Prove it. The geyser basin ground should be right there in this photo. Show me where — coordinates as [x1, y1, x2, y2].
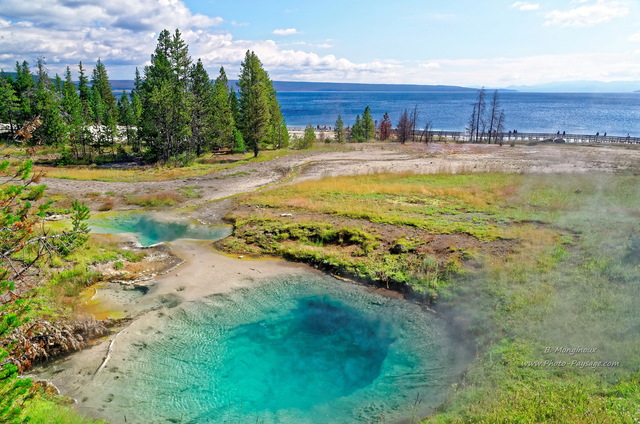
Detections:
[88, 213, 231, 246]
[41, 273, 466, 423]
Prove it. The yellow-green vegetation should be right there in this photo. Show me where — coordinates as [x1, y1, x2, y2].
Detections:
[23, 236, 145, 320]
[21, 395, 106, 424]
[222, 172, 640, 423]
[34, 149, 293, 182]
[239, 172, 518, 240]
[220, 172, 555, 298]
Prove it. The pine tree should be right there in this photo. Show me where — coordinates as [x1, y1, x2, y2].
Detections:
[91, 59, 118, 157]
[351, 114, 363, 142]
[129, 90, 143, 153]
[228, 89, 245, 152]
[61, 66, 85, 158]
[117, 91, 136, 152]
[361, 106, 375, 140]
[13, 61, 35, 125]
[89, 88, 108, 154]
[334, 114, 346, 143]
[77, 62, 94, 158]
[238, 51, 270, 157]
[32, 57, 65, 146]
[211, 66, 237, 151]
[77, 62, 91, 103]
[237, 50, 286, 157]
[189, 59, 214, 155]
[301, 123, 316, 149]
[140, 29, 193, 161]
[0, 73, 20, 134]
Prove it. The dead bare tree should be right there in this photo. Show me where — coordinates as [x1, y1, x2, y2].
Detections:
[410, 105, 418, 142]
[487, 90, 501, 144]
[466, 103, 478, 142]
[472, 88, 486, 143]
[496, 110, 506, 146]
[396, 109, 412, 144]
[420, 121, 433, 144]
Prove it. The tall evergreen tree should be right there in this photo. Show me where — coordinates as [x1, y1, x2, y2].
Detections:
[140, 29, 193, 161]
[12, 61, 35, 125]
[210, 66, 236, 151]
[76, 62, 94, 157]
[361, 106, 375, 140]
[334, 114, 346, 143]
[91, 59, 118, 157]
[189, 59, 214, 155]
[0, 73, 20, 134]
[237, 50, 285, 157]
[129, 90, 143, 153]
[228, 88, 245, 152]
[61, 66, 85, 158]
[32, 57, 65, 146]
[351, 114, 363, 142]
[77, 61, 91, 103]
[117, 91, 136, 151]
[238, 51, 269, 157]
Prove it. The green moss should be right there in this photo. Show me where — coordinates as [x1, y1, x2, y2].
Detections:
[22, 397, 107, 424]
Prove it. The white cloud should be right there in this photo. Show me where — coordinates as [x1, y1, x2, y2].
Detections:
[273, 28, 299, 36]
[0, 0, 222, 31]
[0, 0, 638, 87]
[511, 2, 540, 11]
[419, 62, 441, 70]
[544, 0, 629, 27]
[629, 32, 640, 42]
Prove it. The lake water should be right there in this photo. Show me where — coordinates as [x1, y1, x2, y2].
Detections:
[278, 91, 640, 136]
[73, 276, 467, 423]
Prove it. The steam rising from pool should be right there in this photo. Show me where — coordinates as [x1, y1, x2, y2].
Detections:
[77, 276, 466, 423]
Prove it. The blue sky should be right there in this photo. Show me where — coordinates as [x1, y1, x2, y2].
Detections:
[1, 0, 639, 87]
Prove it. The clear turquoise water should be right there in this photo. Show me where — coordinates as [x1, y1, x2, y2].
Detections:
[88, 213, 231, 246]
[90, 276, 465, 423]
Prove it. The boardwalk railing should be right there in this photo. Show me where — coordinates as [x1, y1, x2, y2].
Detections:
[287, 126, 640, 144]
[421, 131, 640, 145]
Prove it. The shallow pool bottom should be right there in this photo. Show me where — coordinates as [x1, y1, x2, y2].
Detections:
[88, 213, 231, 246]
[76, 275, 464, 423]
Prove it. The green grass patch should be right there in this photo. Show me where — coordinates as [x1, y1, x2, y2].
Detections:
[177, 185, 203, 199]
[22, 396, 106, 424]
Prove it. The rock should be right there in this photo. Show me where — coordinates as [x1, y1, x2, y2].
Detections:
[390, 244, 407, 254]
